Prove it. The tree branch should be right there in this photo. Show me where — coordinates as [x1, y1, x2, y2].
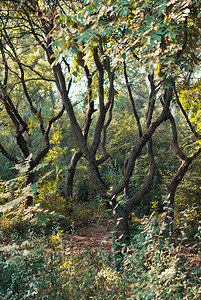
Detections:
[111, 84, 173, 196]
[176, 17, 188, 59]
[174, 84, 200, 138]
[126, 75, 157, 214]
[0, 143, 18, 163]
[169, 114, 187, 161]
[123, 60, 143, 138]
[89, 47, 106, 156]
[82, 65, 96, 139]
[126, 138, 156, 215]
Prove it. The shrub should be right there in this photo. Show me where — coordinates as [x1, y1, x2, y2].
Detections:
[125, 216, 201, 299]
[0, 228, 129, 299]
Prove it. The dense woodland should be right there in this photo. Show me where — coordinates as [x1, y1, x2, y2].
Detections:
[0, 0, 201, 298]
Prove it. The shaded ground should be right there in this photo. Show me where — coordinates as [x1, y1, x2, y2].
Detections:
[1, 214, 201, 269]
[62, 219, 201, 269]
[62, 218, 201, 270]
[63, 218, 113, 253]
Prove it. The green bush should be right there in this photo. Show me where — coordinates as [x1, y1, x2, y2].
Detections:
[0, 204, 70, 238]
[0, 210, 200, 299]
[0, 229, 129, 299]
[125, 216, 201, 299]
[175, 157, 201, 240]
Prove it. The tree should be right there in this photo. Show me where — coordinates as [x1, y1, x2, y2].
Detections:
[1, 0, 201, 266]
[0, 11, 65, 207]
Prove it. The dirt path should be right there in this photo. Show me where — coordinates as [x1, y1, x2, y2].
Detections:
[62, 219, 201, 268]
[62, 218, 113, 253]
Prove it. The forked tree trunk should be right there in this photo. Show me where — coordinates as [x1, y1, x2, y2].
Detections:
[163, 113, 201, 235]
[164, 148, 201, 235]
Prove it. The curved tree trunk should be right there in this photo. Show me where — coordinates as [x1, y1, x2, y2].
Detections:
[164, 147, 201, 235]
[163, 113, 201, 235]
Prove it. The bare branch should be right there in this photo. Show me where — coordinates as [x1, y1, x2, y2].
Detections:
[82, 65, 96, 139]
[126, 139, 156, 215]
[111, 84, 173, 196]
[169, 114, 187, 161]
[123, 60, 143, 138]
[46, 105, 65, 135]
[0, 143, 18, 163]
[164, 145, 201, 232]
[146, 74, 156, 128]
[174, 84, 200, 138]
[97, 69, 115, 165]
[89, 48, 106, 156]
[20, 62, 55, 82]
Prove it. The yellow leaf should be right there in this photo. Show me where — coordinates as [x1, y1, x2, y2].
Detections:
[30, 45, 35, 52]
[28, 126, 33, 135]
[156, 61, 161, 76]
[91, 40, 99, 47]
[164, 15, 168, 25]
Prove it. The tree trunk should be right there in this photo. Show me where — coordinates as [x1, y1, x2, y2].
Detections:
[114, 204, 130, 270]
[164, 147, 201, 235]
[24, 170, 34, 208]
[164, 160, 192, 235]
[65, 150, 82, 204]
[87, 158, 130, 268]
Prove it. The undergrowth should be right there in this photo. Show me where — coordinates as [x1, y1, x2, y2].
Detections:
[0, 206, 200, 299]
[126, 216, 201, 299]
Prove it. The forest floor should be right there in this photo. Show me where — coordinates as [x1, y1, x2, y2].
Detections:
[1, 214, 201, 268]
[61, 217, 201, 268]
[62, 217, 113, 255]
[58, 218, 201, 269]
